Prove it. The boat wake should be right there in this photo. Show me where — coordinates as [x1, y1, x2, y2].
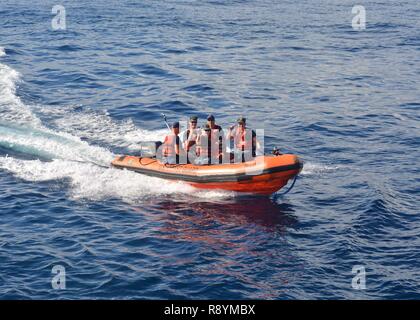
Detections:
[300, 162, 340, 176]
[0, 57, 233, 202]
[0, 54, 328, 202]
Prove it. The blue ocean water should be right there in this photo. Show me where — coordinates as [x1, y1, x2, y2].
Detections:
[0, 0, 419, 299]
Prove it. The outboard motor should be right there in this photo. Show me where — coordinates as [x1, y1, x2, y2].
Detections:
[138, 141, 162, 158]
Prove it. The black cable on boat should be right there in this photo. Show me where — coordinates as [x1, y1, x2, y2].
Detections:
[276, 175, 298, 196]
[140, 157, 157, 166]
[69, 159, 110, 169]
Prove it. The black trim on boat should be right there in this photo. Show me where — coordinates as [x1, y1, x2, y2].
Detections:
[112, 161, 303, 183]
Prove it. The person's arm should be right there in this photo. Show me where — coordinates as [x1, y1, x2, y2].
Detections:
[252, 130, 259, 156]
[227, 126, 235, 140]
[218, 129, 225, 155]
[186, 139, 195, 151]
[194, 135, 200, 156]
[161, 135, 169, 158]
[175, 136, 180, 155]
[179, 130, 184, 143]
[186, 130, 196, 149]
[182, 131, 189, 151]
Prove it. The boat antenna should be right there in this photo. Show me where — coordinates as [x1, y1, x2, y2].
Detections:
[161, 113, 171, 131]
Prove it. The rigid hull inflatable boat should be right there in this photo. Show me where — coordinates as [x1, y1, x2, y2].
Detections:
[111, 154, 303, 195]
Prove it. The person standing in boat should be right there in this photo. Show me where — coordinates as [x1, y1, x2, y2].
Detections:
[180, 116, 200, 162]
[195, 124, 220, 165]
[227, 116, 257, 163]
[160, 121, 183, 164]
[206, 114, 225, 164]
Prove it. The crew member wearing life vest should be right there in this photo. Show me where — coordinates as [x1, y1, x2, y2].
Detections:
[179, 116, 200, 163]
[207, 114, 225, 164]
[195, 124, 221, 165]
[227, 116, 257, 163]
[160, 121, 182, 164]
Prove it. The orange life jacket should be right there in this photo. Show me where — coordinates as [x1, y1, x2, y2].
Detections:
[196, 132, 219, 157]
[233, 128, 255, 151]
[163, 134, 180, 157]
[182, 128, 199, 151]
[209, 126, 224, 152]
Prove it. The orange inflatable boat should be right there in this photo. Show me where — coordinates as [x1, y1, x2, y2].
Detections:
[111, 154, 303, 195]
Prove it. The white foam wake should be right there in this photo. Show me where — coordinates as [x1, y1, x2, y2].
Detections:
[300, 162, 340, 176]
[32, 104, 168, 150]
[0, 156, 195, 201]
[0, 122, 114, 164]
[0, 47, 5, 57]
[0, 156, 234, 202]
[0, 62, 41, 126]
[0, 59, 233, 202]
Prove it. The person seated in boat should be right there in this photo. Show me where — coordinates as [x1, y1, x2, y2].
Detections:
[195, 124, 221, 165]
[227, 116, 257, 163]
[207, 114, 225, 164]
[160, 121, 183, 164]
[180, 115, 200, 153]
[206, 114, 222, 131]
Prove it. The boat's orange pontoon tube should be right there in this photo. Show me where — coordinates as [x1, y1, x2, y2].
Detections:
[111, 154, 303, 195]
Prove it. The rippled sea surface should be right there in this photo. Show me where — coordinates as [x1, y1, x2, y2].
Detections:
[0, 0, 419, 299]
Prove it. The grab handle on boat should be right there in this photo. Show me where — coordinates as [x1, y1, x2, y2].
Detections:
[272, 147, 282, 156]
